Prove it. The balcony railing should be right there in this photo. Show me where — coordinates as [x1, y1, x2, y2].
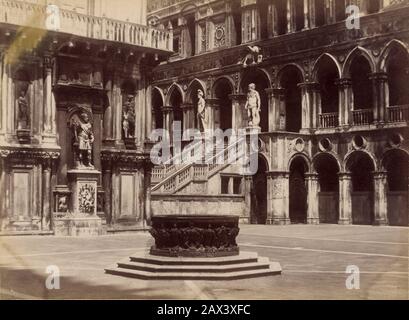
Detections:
[352, 109, 373, 126]
[388, 105, 409, 122]
[319, 112, 339, 128]
[0, 0, 173, 51]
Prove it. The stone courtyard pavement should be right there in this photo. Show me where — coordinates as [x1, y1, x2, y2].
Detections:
[0, 224, 407, 300]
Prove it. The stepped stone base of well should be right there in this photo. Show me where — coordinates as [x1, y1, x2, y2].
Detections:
[105, 251, 281, 280]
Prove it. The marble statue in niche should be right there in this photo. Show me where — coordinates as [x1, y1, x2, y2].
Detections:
[71, 112, 95, 168]
[197, 89, 207, 132]
[122, 94, 136, 138]
[245, 83, 261, 127]
[58, 196, 68, 212]
[17, 88, 29, 130]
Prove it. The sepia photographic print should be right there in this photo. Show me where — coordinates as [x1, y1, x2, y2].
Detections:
[0, 0, 408, 306]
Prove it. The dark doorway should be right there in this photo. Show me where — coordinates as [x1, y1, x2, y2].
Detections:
[252, 156, 268, 224]
[289, 157, 308, 223]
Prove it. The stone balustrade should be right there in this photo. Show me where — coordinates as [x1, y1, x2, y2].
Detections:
[319, 112, 339, 128]
[388, 105, 409, 122]
[352, 109, 374, 126]
[0, 0, 173, 51]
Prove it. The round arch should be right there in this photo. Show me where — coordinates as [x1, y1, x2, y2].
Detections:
[288, 153, 311, 173]
[239, 67, 271, 92]
[277, 63, 305, 87]
[312, 152, 341, 173]
[288, 154, 310, 224]
[212, 76, 235, 96]
[152, 86, 165, 105]
[344, 150, 378, 173]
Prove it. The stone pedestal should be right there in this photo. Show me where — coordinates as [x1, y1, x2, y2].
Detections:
[54, 169, 103, 236]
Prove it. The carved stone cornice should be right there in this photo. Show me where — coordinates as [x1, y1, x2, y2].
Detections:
[100, 149, 151, 169]
[0, 147, 60, 160]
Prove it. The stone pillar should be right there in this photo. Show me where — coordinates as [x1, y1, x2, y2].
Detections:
[229, 94, 247, 132]
[0, 53, 5, 140]
[113, 73, 124, 147]
[265, 88, 284, 131]
[306, 173, 319, 224]
[309, 0, 316, 28]
[102, 162, 112, 224]
[206, 98, 220, 131]
[162, 106, 173, 141]
[242, 2, 260, 43]
[337, 78, 352, 127]
[373, 171, 388, 226]
[370, 72, 388, 124]
[266, 171, 291, 225]
[244, 176, 253, 224]
[303, 0, 311, 30]
[298, 82, 318, 132]
[267, 1, 278, 37]
[325, 0, 334, 24]
[42, 55, 57, 145]
[287, 0, 293, 33]
[42, 159, 52, 231]
[0, 158, 6, 226]
[338, 172, 352, 225]
[181, 103, 195, 135]
[144, 164, 152, 226]
[103, 77, 114, 144]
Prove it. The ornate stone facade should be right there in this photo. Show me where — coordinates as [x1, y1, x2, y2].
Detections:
[0, 0, 172, 235]
[148, 0, 409, 227]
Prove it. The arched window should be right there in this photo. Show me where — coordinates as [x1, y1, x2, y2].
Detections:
[214, 79, 233, 131]
[276, 0, 287, 35]
[152, 89, 164, 130]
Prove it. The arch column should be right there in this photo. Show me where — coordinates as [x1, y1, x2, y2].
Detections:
[242, 1, 260, 43]
[265, 88, 285, 131]
[229, 93, 247, 131]
[267, 1, 278, 37]
[373, 171, 388, 226]
[369, 72, 388, 124]
[266, 171, 291, 225]
[336, 78, 353, 127]
[338, 172, 352, 225]
[306, 173, 319, 224]
[181, 103, 195, 133]
[299, 82, 319, 132]
[42, 55, 57, 145]
[244, 175, 253, 224]
[161, 106, 173, 141]
[206, 98, 220, 131]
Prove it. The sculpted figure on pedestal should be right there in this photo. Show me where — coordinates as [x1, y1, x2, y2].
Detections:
[17, 90, 29, 130]
[245, 83, 261, 127]
[72, 112, 95, 168]
[197, 89, 207, 132]
[122, 94, 136, 138]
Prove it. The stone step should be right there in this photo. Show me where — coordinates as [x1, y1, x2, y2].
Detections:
[105, 262, 282, 281]
[117, 257, 271, 273]
[129, 251, 259, 266]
